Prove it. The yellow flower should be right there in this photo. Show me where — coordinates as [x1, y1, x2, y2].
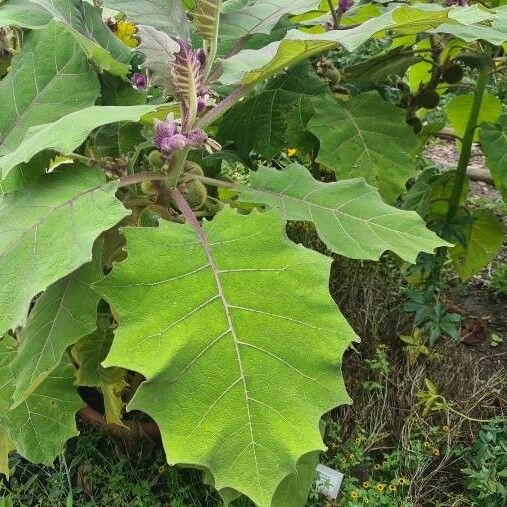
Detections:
[373, 463, 381, 470]
[378, 343, 387, 349]
[287, 148, 297, 157]
[364, 499, 369, 504]
[362, 481, 370, 489]
[114, 20, 138, 48]
[382, 460, 387, 466]
[388, 484, 397, 492]
[442, 425, 450, 432]
[350, 491, 359, 500]
[397, 477, 408, 486]
[348, 453, 355, 459]
[433, 448, 440, 457]
[375, 483, 385, 493]
[340, 457, 347, 463]
[354, 437, 361, 444]
[423, 441, 430, 448]
[158, 464, 166, 474]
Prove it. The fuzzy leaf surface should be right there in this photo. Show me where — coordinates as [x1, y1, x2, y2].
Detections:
[308, 93, 418, 202]
[103, 0, 190, 40]
[0, 336, 83, 465]
[96, 207, 357, 505]
[237, 164, 448, 262]
[195, 0, 221, 42]
[11, 243, 104, 405]
[450, 210, 504, 280]
[219, 0, 321, 41]
[480, 115, 507, 201]
[0, 23, 100, 157]
[137, 25, 179, 92]
[0, 104, 158, 177]
[0, 167, 129, 334]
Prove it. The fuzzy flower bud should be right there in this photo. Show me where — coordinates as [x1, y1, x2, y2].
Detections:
[338, 0, 353, 13]
[130, 72, 148, 90]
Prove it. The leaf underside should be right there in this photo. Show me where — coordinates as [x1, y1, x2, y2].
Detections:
[97, 207, 357, 505]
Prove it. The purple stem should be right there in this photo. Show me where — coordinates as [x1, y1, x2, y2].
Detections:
[195, 86, 248, 129]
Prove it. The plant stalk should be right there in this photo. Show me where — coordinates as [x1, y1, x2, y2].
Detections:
[446, 55, 490, 222]
[327, 0, 340, 29]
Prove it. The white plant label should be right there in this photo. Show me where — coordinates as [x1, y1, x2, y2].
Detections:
[315, 464, 344, 499]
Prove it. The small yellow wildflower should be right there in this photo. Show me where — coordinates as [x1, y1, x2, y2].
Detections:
[364, 499, 370, 504]
[340, 457, 347, 463]
[362, 481, 370, 489]
[354, 437, 361, 444]
[114, 20, 138, 48]
[397, 477, 408, 486]
[442, 425, 450, 432]
[382, 460, 387, 466]
[350, 491, 359, 500]
[348, 452, 355, 459]
[287, 148, 297, 157]
[433, 448, 440, 457]
[373, 463, 381, 470]
[375, 483, 385, 493]
[423, 441, 430, 448]
[378, 343, 387, 349]
[388, 484, 397, 492]
[158, 464, 166, 474]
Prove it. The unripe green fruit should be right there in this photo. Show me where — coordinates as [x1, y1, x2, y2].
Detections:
[417, 90, 440, 110]
[184, 161, 204, 176]
[442, 63, 463, 84]
[324, 68, 341, 85]
[147, 149, 164, 169]
[183, 179, 207, 209]
[407, 117, 422, 134]
[140, 180, 159, 196]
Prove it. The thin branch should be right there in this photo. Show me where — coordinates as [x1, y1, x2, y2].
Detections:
[118, 171, 167, 188]
[195, 86, 249, 129]
[327, 0, 340, 29]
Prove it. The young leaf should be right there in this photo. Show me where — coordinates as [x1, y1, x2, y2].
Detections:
[0, 104, 158, 177]
[74, 327, 127, 426]
[194, 0, 221, 43]
[480, 115, 507, 201]
[449, 210, 504, 280]
[11, 242, 104, 406]
[217, 63, 328, 158]
[308, 93, 418, 202]
[0, 336, 83, 465]
[0, 166, 129, 334]
[237, 164, 448, 263]
[103, 0, 191, 41]
[0, 23, 100, 156]
[446, 93, 502, 142]
[96, 206, 357, 505]
[137, 25, 180, 93]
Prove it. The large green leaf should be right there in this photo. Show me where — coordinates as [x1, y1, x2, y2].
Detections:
[0, 0, 131, 76]
[103, 0, 191, 40]
[0, 336, 83, 465]
[219, 0, 320, 41]
[481, 115, 507, 200]
[307, 93, 419, 202]
[217, 63, 328, 158]
[450, 210, 504, 280]
[96, 206, 357, 505]
[446, 93, 502, 142]
[0, 23, 100, 156]
[11, 242, 104, 405]
[0, 166, 129, 334]
[0, 104, 158, 178]
[237, 164, 448, 262]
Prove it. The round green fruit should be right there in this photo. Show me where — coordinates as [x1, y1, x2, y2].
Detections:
[183, 179, 207, 209]
[417, 90, 440, 110]
[442, 63, 463, 84]
[147, 149, 164, 169]
[407, 117, 422, 134]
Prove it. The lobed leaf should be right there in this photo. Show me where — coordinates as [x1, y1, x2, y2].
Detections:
[194, 0, 221, 43]
[307, 93, 419, 202]
[0, 336, 83, 465]
[11, 242, 104, 406]
[0, 166, 129, 334]
[0, 104, 158, 178]
[237, 164, 449, 263]
[96, 206, 357, 505]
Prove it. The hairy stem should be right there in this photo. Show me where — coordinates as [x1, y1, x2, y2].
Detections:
[166, 147, 190, 189]
[446, 50, 491, 222]
[118, 171, 167, 188]
[195, 85, 249, 129]
[195, 174, 235, 189]
[327, 0, 340, 29]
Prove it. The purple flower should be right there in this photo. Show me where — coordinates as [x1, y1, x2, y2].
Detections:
[443, 0, 466, 5]
[130, 72, 147, 90]
[197, 93, 210, 112]
[338, 0, 353, 13]
[185, 129, 208, 148]
[160, 134, 187, 153]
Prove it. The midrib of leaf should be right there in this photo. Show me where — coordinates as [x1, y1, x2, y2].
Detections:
[0, 47, 85, 154]
[172, 191, 263, 497]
